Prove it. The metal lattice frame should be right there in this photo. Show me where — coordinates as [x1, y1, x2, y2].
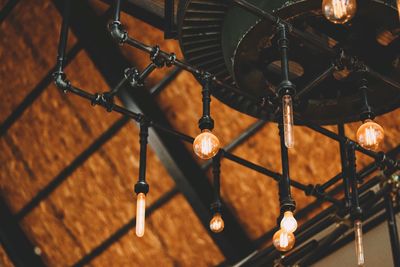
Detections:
[1, 0, 399, 266]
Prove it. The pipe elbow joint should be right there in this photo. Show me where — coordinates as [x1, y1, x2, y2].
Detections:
[53, 71, 70, 92]
[108, 21, 127, 44]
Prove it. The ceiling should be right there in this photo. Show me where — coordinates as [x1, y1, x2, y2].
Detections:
[0, 0, 399, 266]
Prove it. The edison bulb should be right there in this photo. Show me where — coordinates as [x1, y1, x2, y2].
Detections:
[356, 119, 384, 151]
[354, 220, 365, 266]
[282, 95, 294, 148]
[280, 211, 298, 233]
[273, 229, 295, 251]
[322, 0, 357, 24]
[193, 129, 220, 159]
[136, 193, 146, 237]
[210, 213, 225, 233]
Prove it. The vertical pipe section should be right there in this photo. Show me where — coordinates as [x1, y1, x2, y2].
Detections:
[55, 0, 71, 73]
[384, 192, 400, 267]
[278, 123, 295, 211]
[338, 124, 352, 209]
[114, 0, 121, 21]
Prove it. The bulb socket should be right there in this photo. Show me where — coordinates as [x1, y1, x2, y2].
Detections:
[134, 181, 149, 195]
[210, 201, 222, 214]
[198, 116, 214, 131]
[278, 80, 296, 97]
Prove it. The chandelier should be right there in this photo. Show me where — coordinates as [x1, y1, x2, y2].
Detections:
[53, 0, 399, 265]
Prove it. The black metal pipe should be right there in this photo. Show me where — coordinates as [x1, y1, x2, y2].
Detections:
[139, 63, 157, 81]
[278, 122, 295, 211]
[198, 74, 214, 130]
[201, 120, 266, 170]
[55, 0, 70, 73]
[231, 0, 336, 56]
[138, 124, 148, 182]
[384, 192, 400, 266]
[320, 172, 342, 191]
[278, 23, 290, 84]
[282, 240, 318, 265]
[348, 143, 362, 219]
[113, 0, 121, 21]
[367, 65, 400, 92]
[295, 64, 335, 99]
[297, 223, 349, 266]
[212, 152, 222, 205]
[338, 124, 352, 209]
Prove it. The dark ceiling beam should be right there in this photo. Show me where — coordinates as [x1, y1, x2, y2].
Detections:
[0, 196, 46, 267]
[0, 0, 20, 24]
[100, 0, 165, 31]
[53, 0, 254, 262]
[0, 43, 82, 138]
[15, 116, 130, 220]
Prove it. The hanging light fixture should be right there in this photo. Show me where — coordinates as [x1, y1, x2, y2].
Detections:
[322, 0, 357, 24]
[50, 0, 400, 262]
[193, 73, 221, 159]
[277, 23, 296, 149]
[134, 121, 150, 237]
[209, 152, 225, 233]
[356, 77, 385, 151]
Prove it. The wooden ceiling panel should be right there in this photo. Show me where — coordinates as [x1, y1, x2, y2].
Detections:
[18, 122, 176, 266]
[0, 50, 120, 213]
[0, 0, 77, 124]
[92, 194, 224, 267]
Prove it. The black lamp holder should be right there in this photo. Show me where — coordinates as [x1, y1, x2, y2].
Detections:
[134, 120, 150, 195]
[198, 72, 215, 131]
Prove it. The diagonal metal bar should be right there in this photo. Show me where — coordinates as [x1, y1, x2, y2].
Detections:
[72, 187, 179, 267]
[201, 120, 266, 170]
[0, 0, 20, 24]
[0, 196, 46, 267]
[0, 43, 82, 138]
[15, 116, 130, 220]
[53, 0, 254, 262]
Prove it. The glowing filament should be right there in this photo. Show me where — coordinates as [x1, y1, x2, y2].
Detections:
[280, 211, 298, 233]
[354, 220, 365, 266]
[283, 95, 294, 148]
[136, 193, 146, 237]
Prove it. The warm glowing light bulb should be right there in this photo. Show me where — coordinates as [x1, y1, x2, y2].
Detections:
[280, 211, 298, 233]
[209, 213, 225, 233]
[193, 129, 220, 159]
[136, 193, 146, 237]
[282, 95, 294, 148]
[322, 0, 357, 24]
[354, 220, 365, 266]
[356, 119, 384, 151]
[273, 229, 296, 252]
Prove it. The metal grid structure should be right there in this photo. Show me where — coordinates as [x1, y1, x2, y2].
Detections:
[0, 0, 399, 266]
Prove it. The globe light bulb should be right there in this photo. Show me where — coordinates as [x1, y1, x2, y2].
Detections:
[354, 220, 365, 266]
[322, 0, 357, 24]
[356, 119, 384, 151]
[280, 211, 298, 233]
[273, 229, 296, 252]
[193, 129, 220, 159]
[136, 193, 146, 237]
[282, 95, 294, 148]
[210, 213, 225, 233]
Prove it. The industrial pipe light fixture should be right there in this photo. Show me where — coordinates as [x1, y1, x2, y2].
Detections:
[52, 0, 400, 264]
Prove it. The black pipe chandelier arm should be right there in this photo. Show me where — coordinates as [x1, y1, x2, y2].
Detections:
[211, 151, 223, 214]
[278, 122, 296, 212]
[347, 143, 362, 220]
[277, 23, 296, 98]
[134, 121, 150, 195]
[357, 76, 375, 122]
[198, 72, 214, 131]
